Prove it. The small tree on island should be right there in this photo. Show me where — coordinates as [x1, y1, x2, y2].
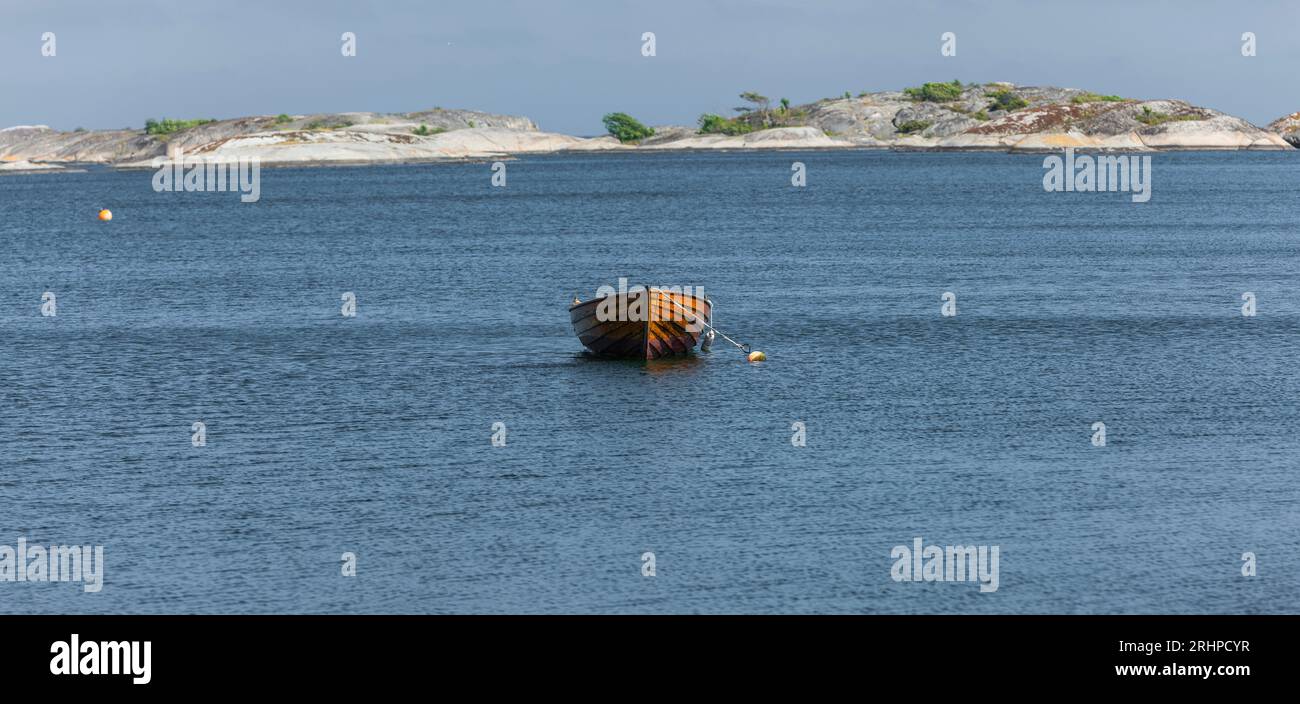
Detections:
[735, 91, 772, 127]
[602, 112, 655, 143]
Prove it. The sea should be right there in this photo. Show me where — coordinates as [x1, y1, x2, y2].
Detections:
[2, 150, 1297, 613]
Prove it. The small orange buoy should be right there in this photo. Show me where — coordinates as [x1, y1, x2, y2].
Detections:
[747, 351, 766, 363]
[98, 209, 113, 221]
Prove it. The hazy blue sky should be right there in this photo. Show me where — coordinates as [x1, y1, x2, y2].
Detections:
[4, 0, 1299, 134]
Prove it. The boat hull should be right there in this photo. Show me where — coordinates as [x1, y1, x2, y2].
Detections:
[570, 288, 712, 360]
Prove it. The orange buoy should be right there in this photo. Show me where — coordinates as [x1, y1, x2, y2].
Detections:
[747, 351, 766, 363]
[98, 209, 113, 221]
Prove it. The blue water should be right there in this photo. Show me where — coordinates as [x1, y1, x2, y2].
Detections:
[2, 150, 1298, 613]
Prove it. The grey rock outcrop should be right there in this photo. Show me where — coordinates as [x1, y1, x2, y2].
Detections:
[1, 85, 1291, 170]
[794, 84, 1288, 151]
[1266, 112, 1300, 147]
[0, 108, 539, 165]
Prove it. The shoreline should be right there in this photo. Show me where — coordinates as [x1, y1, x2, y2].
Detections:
[13, 142, 1294, 175]
[5, 81, 1298, 172]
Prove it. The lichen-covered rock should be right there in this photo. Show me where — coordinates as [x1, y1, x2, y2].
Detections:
[891, 103, 979, 138]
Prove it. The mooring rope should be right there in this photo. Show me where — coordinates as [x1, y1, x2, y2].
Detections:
[653, 290, 751, 354]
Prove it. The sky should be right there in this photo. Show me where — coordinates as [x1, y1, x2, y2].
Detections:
[3, 0, 1300, 135]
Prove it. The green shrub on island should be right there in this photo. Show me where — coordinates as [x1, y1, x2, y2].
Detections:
[986, 90, 1029, 112]
[301, 119, 356, 131]
[1070, 92, 1125, 104]
[903, 80, 964, 102]
[693, 91, 818, 133]
[601, 112, 655, 143]
[896, 119, 932, 134]
[412, 123, 446, 137]
[698, 91, 815, 135]
[972, 110, 990, 121]
[274, 114, 293, 124]
[698, 113, 754, 135]
[144, 117, 216, 135]
[1135, 106, 1205, 126]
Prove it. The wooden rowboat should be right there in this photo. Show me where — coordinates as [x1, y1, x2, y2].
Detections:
[570, 286, 712, 360]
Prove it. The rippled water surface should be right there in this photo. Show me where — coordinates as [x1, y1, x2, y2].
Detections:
[2, 150, 1298, 613]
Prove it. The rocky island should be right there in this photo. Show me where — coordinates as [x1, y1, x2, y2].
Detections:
[1266, 112, 1300, 148]
[1, 82, 1294, 172]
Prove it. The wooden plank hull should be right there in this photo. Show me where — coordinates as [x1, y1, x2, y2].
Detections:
[570, 288, 712, 360]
